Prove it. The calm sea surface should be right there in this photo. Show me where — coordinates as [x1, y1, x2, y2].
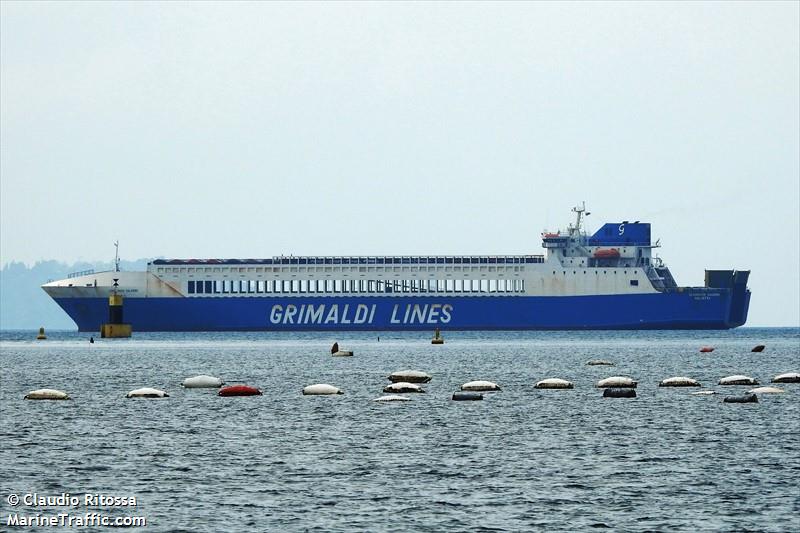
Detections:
[2, 328, 799, 532]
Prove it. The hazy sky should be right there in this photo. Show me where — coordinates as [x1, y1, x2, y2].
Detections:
[1, 2, 798, 326]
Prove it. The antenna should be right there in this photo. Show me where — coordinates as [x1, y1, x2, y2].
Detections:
[571, 202, 588, 235]
[114, 241, 120, 273]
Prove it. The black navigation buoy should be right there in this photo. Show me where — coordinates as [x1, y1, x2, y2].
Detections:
[89, 336, 94, 344]
[723, 393, 758, 404]
[603, 388, 637, 398]
[452, 392, 483, 401]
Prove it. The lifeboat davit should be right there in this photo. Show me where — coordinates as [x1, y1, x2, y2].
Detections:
[593, 248, 620, 259]
[218, 385, 262, 397]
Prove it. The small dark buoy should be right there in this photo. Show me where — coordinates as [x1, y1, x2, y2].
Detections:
[330, 341, 353, 356]
[723, 393, 758, 403]
[431, 328, 444, 345]
[452, 392, 483, 401]
[602, 388, 637, 398]
[89, 336, 94, 344]
[751, 345, 765, 352]
[36, 327, 46, 340]
[377, 336, 380, 342]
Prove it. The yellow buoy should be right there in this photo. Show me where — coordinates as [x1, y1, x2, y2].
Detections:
[100, 289, 132, 338]
[36, 327, 46, 340]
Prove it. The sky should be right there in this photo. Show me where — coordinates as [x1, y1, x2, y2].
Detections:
[1, 1, 798, 326]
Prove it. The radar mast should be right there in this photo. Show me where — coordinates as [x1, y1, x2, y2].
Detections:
[569, 202, 591, 236]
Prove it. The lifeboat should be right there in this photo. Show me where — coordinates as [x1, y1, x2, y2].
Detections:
[218, 385, 262, 397]
[542, 233, 561, 239]
[593, 248, 620, 259]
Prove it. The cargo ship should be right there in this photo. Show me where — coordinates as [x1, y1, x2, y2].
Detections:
[42, 205, 751, 331]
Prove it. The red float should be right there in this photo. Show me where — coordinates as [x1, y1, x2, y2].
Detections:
[218, 385, 262, 397]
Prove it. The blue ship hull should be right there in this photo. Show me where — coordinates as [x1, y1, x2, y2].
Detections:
[54, 289, 750, 331]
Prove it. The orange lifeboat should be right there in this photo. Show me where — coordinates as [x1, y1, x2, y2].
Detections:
[699, 346, 715, 353]
[593, 248, 620, 259]
[218, 385, 262, 397]
[543, 233, 561, 239]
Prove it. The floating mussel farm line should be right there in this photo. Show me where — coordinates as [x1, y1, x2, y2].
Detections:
[19, 342, 798, 406]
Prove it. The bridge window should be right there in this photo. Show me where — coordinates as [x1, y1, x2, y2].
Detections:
[187, 281, 195, 294]
[205, 281, 214, 293]
[630, 279, 639, 286]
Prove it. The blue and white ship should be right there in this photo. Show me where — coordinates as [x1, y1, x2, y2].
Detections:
[42, 206, 751, 331]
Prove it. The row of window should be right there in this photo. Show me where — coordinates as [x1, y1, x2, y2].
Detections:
[187, 278, 525, 295]
[552, 269, 640, 286]
[158, 265, 524, 274]
[157, 256, 545, 266]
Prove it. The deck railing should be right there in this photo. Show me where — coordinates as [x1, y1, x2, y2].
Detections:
[67, 269, 95, 279]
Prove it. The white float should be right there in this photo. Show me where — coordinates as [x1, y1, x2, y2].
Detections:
[24, 389, 70, 400]
[182, 375, 223, 388]
[659, 377, 701, 387]
[383, 382, 425, 393]
[596, 376, 638, 388]
[690, 390, 717, 396]
[534, 378, 574, 389]
[461, 380, 501, 392]
[332, 351, 354, 357]
[126, 388, 168, 398]
[748, 386, 784, 394]
[388, 370, 432, 383]
[373, 395, 412, 402]
[772, 372, 800, 383]
[302, 384, 343, 395]
[718, 375, 759, 386]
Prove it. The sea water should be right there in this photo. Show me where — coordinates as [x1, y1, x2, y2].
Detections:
[1, 328, 798, 532]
